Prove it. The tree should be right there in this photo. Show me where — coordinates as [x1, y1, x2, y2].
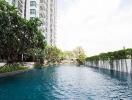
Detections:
[73, 47, 87, 65]
[61, 51, 74, 60]
[0, 0, 46, 64]
[44, 46, 61, 64]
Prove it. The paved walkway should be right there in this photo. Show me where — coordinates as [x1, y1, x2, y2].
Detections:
[0, 63, 6, 67]
[0, 62, 34, 68]
[23, 62, 34, 69]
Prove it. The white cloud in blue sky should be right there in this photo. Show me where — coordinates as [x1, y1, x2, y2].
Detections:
[57, 0, 132, 56]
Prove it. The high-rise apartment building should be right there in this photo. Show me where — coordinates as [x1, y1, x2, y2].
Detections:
[26, 0, 56, 46]
[6, 0, 25, 17]
[47, 0, 56, 46]
[25, 0, 39, 19]
[6, 0, 56, 46]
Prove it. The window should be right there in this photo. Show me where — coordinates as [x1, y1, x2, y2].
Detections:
[30, 9, 36, 15]
[39, 6, 43, 10]
[40, 0, 43, 3]
[39, 13, 45, 18]
[30, 1, 36, 7]
[18, 1, 23, 13]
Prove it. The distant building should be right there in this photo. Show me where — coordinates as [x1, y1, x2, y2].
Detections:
[6, 0, 25, 17]
[25, 0, 39, 19]
[25, 0, 57, 46]
[47, 0, 56, 46]
[6, 0, 57, 46]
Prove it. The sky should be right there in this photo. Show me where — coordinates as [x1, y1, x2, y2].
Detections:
[57, 0, 132, 56]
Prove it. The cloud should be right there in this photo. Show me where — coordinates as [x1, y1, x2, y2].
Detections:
[57, 0, 132, 56]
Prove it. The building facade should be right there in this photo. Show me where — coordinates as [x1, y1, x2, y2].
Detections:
[25, 0, 39, 19]
[6, 0, 25, 17]
[25, 0, 57, 46]
[6, 0, 57, 46]
[47, 0, 56, 46]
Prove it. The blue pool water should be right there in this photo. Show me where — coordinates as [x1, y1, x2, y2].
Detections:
[0, 65, 132, 100]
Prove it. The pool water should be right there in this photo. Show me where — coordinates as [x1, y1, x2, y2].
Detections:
[0, 65, 132, 100]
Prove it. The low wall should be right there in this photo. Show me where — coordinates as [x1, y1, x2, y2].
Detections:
[85, 59, 132, 73]
[0, 62, 35, 78]
[0, 69, 31, 78]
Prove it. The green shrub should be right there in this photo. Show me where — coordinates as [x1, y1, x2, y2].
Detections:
[34, 63, 43, 69]
[0, 63, 27, 73]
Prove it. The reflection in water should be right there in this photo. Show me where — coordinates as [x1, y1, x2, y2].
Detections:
[0, 65, 132, 100]
[94, 67, 132, 82]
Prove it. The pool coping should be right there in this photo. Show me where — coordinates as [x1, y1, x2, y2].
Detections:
[0, 69, 33, 78]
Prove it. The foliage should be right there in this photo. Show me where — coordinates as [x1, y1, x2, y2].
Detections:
[0, 0, 46, 63]
[44, 46, 62, 64]
[86, 48, 132, 62]
[26, 48, 45, 63]
[0, 63, 27, 73]
[60, 51, 74, 60]
[73, 47, 87, 65]
[34, 62, 44, 69]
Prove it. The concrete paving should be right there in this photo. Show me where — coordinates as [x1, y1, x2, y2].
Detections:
[0, 63, 6, 67]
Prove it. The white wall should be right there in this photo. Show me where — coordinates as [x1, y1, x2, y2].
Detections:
[86, 59, 132, 73]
